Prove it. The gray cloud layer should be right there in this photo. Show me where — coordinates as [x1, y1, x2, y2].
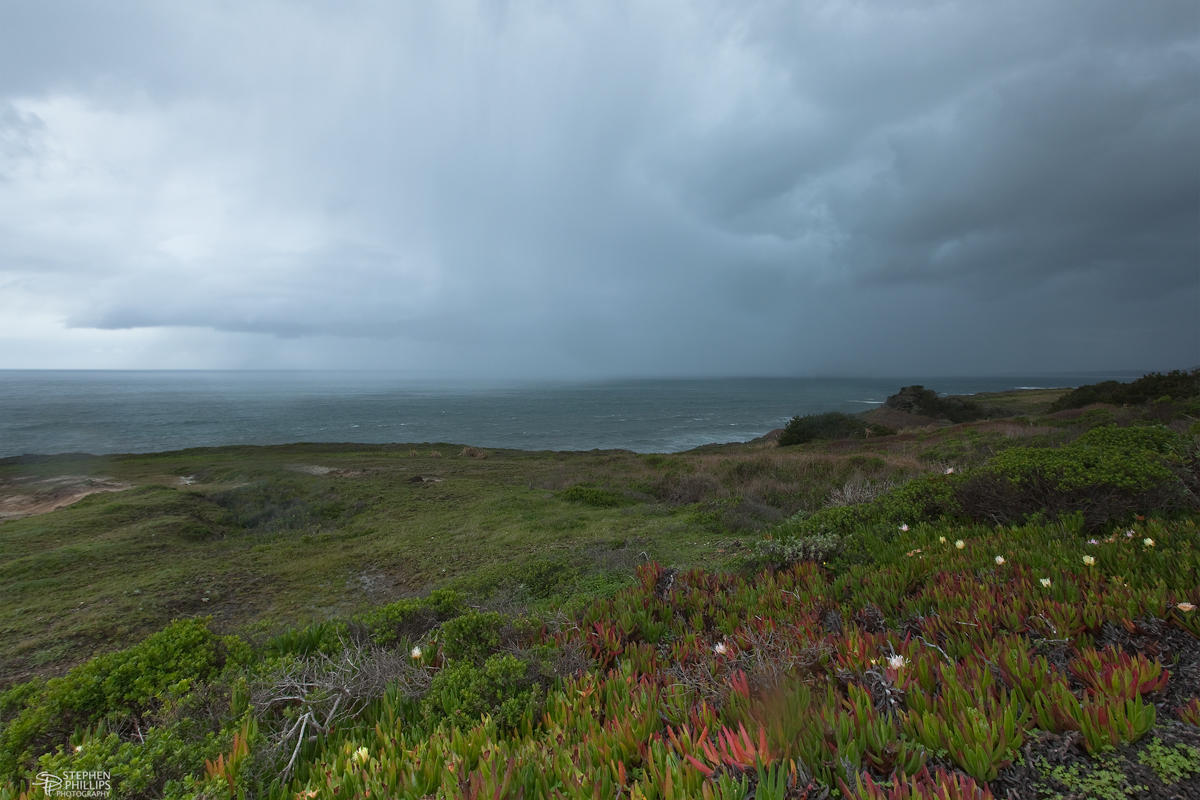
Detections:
[1, 1, 1196, 375]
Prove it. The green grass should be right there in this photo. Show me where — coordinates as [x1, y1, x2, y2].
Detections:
[0, 440, 936, 684]
[1, 383, 1199, 798]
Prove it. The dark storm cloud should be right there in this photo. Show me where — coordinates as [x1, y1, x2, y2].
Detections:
[0, 0, 1196, 374]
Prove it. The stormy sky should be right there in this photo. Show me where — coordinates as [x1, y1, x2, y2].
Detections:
[1, 1, 1197, 377]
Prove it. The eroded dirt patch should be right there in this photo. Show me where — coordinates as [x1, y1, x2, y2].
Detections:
[285, 463, 367, 477]
[0, 475, 131, 520]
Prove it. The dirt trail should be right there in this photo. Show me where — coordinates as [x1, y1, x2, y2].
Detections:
[0, 475, 131, 520]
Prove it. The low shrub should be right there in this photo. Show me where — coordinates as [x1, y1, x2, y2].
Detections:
[885, 385, 989, 422]
[559, 484, 628, 508]
[511, 558, 577, 599]
[207, 479, 361, 534]
[956, 424, 1196, 531]
[34, 716, 228, 800]
[422, 653, 541, 731]
[746, 531, 844, 570]
[0, 618, 235, 780]
[1049, 369, 1200, 412]
[779, 413, 893, 446]
[652, 472, 725, 505]
[437, 611, 508, 663]
[356, 588, 464, 646]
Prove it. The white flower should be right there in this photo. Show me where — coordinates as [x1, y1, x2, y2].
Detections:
[1125, 530, 1135, 538]
[74, 745, 83, 753]
[410, 645, 423, 660]
[887, 654, 908, 670]
[938, 536, 947, 544]
[994, 555, 1006, 565]
[1177, 602, 1195, 613]
[1087, 539, 1099, 546]
[944, 467, 955, 475]
[955, 539, 965, 550]
[1039, 578, 1052, 588]
[899, 524, 909, 532]
[1082, 555, 1096, 566]
[713, 641, 728, 655]
[1143, 538, 1155, 548]
[351, 745, 370, 765]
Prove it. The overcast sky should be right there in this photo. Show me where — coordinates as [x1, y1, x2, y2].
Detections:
[1, 1, 1196, 377]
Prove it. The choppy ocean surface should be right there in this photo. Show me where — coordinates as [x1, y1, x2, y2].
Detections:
[0, 371, 1139, 457]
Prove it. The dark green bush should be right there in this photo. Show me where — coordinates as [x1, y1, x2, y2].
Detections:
[884, 385, 989, 422]
[208, 480, 360, 533]
[34, 716, 226, 800]
[422, 653, 540, 731]
[1074, 423, 1188, 456]
[437, 611, 508, 663]
[875, 473, 962, 522]
[512, 558, 577, 599]
[955, 425, 1196, 530]
[0, 618, 232, 779]
[558, 484, 627, 508]
[778, 412, 893, 446]
[1049, 369, 1200, 412]
[356, 588, 465, 646]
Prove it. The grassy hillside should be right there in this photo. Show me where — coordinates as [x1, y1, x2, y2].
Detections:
[1, 381, 1199, 799]
[0, 441, 938, 685]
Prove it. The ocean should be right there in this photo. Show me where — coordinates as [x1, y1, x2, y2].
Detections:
[0, 371, 1137, 458]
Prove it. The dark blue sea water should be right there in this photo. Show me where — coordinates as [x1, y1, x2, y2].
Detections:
[0, 371, 1139, 457]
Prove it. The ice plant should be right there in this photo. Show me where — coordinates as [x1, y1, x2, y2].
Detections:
[1039, 578, 1051, 588]
[899, 523, 910, 532]
[955, 539, 965, 550]
[713, 641, 728, 655]
[351, 746, 370, 765]
[1083, 555, 1096, 566]
[1178, 602, 1196, 612]
[1143, 537, 1155, 547]
[994, 556, 1006, 566]
[410, 645, 423, 660]
[888, 654, 908, 670]
[939, 536, 947, 544]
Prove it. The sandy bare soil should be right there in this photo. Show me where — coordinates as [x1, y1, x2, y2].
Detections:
[0, 475, 131, 520]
